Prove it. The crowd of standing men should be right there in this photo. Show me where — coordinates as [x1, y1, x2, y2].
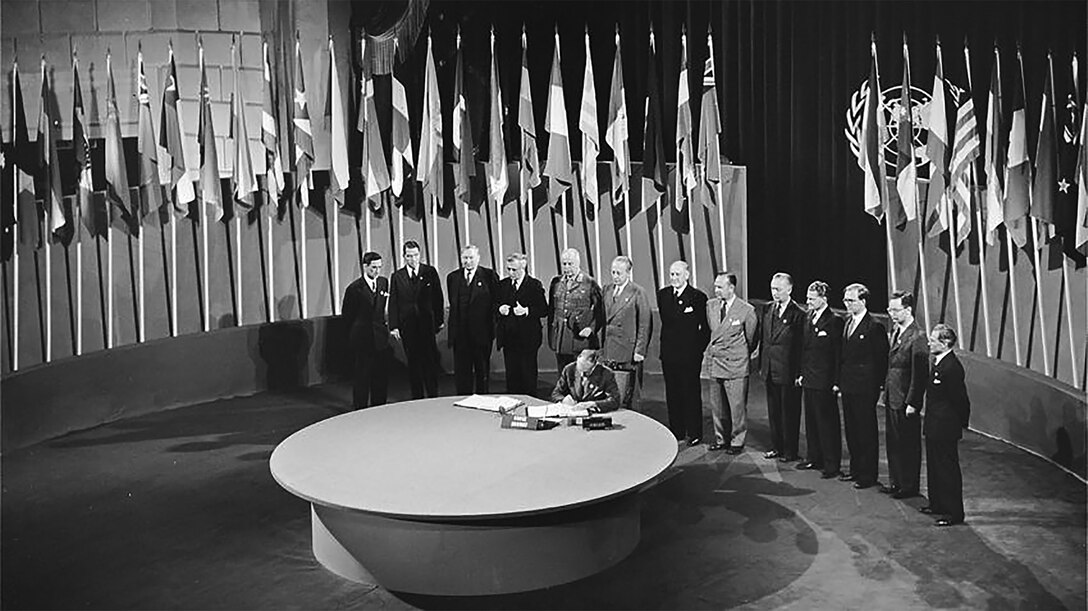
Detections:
[342, 243, 972, 527]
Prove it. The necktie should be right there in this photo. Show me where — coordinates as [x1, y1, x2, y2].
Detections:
[465, 270, 472, 284]
[892, 327, 901, 346]
[410, 268, 416, 280]
[719, 305, 727, 323]
[613, 286, 621, 299]
[847, 317, 856, 337]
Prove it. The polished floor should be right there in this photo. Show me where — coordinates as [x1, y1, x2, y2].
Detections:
[2, 372, 1085, 610]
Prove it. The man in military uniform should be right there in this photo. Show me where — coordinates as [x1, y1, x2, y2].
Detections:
[548, 248, 604, 372]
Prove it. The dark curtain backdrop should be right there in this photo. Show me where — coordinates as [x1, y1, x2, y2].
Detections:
[356, 0, 1086, 309]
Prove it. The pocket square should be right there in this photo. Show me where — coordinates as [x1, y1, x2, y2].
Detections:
[817, 330, 828, 337]
[731, 319, 741, 326]
[933, 379, 942, 385]
[684, 306, 694, 313]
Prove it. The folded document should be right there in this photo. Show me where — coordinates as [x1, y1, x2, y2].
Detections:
[453, 394, 525, 412]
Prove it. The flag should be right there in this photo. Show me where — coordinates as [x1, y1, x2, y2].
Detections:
[9, 60, 39, 249]
[1056, 55, 1085, 266]
[924, 42, 951, 237]
[325, 36, 349, 205]
[197, 42, 222, 220]
[1075, 99, 1088, 255]
[1030, 51, 1058, 246]
[697, 30, 722, 209]
[358, 50, 390, 212]
[1004, 48, 1030, 248]
[671, 31, 694, 233]
[261, 39, 284, 214]
[104, 51, 133, 233]
[859, 37, 887, 221]
[948, 43, 981, 248]
[544, 30, 573, 211]
[417, 33, 445, 215]
[230, 40, 258, 212]
[984, 46, 1005, 244]
[452, 32, 476, 212]
[641, 29, 667, 221]
[519, 27, 541, 208]
[486, 29, 508, 210]
[390, 53, 414, 199]
[160, 42, 196, 214]
[72, 54, 101, 238]
[892, 37, 915, 230]
[137, 48, 163, 224]
[579, 29, 599, 219]
[606, 26, 631, 225]
[37, 57, 65, 237]
[293, 35, 314, 195]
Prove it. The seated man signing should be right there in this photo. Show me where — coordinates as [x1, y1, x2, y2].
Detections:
[550, 349, 622, 414]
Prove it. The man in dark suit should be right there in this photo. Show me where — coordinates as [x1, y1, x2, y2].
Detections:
[922, 324, 971, 527]
[758, 272, 806, 462]
[496, 253, 548, 396]
[796, 280, 844, 478]
[881, 290, 929, 499]
[657, 261, 711, 445]
[446, 245, 499, 395]
[388, 240, 444, 399]
[550, 349, 622, 414]
[342, 251, 392, 409]
[835, 282, 888, 489]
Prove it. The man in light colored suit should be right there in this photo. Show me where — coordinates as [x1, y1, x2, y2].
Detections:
[703, 272, 758, 453]
[600, 256, 652, 408]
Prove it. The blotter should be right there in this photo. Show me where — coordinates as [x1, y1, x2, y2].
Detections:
[500, 413, 560, 430]
[453, 394, 524, 413]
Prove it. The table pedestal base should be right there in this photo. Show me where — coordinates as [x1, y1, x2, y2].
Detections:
[311, 495, 641, 596]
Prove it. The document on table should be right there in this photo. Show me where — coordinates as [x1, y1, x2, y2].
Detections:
[526, 403, 590, 419]
[453, 394, 525, 412]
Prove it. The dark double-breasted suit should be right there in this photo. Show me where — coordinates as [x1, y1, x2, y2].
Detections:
[883, 321, 929, 494]
[495, 274, 548, 396]
[838, 312, 889, 486]
[388, 264, 444, 399]
[799, 307, 844, 475]
[758, 300, 806, 459]
[447, 266, 499, 394]
[657, 285, 711, 441]
[342, 275, 392, 409]
[924, 351, 971, 523]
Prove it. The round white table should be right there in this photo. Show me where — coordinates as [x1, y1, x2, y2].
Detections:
[270, 397, 677, 595]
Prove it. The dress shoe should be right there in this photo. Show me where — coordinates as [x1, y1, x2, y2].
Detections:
[821, 471, 842, 479]
[687, 437, 702, 447]
[935, 518, 963, 527]
[763, 450, 780, 459]
[725, 446, 744, 455]
[778, 455, 799, 463]
[878, 484, 900, 495]
[838, 473, 856, 482]
[918, 506, 937, 515]
[708, 442, 727, 451]
[853, 481, 875, 489]
[796, 462, 819, 470]
[892, 490, 920, 500]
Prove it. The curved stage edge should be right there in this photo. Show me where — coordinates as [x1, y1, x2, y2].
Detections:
[2, 316, 1084, 479]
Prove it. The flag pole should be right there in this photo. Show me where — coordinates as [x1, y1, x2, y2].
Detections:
[300, 176, 309, 318]
[527, 185, 536, 277]
[11, 56, 19, 368]
[76, 211, 83, 356]
[365, 199, 372, 251]
[41, 59, 52, 361]
[331, 200, 340, 315]
[236, 207, 243, 324]
[432, 194, 439, 265]
[947, 195, 965, 344]
[964, 41, 993, 356]
[873, 35, 898, 295]
[562, 192, 569, 250]
[593, 187, 601, 280]
[717, 179, 727, 271]
[1062, 54, 1080, 380]
[266, 195, 275, 322]
[1020, 51, 1050, 375]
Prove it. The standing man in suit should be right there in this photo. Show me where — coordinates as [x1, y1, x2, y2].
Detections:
[446, 245, 499, 394]
[600, 256, 652, 407]
[758, 272, 806, 462]
[881, 291, 928, 499]
[796, 280, 845, 478]
[703, 272, 758, 453]
[342, 251, 392, 409]
[657, 261, 711, 445]
[922, 324, 971, 527]
[496, 253, 548, 396]
[835, 283, 889, 489]
[388, 240, 444, 399]
[548, 248, 604, 372]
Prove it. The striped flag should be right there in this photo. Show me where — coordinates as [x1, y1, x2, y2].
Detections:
[453, 32, 476, 212]
[544, 30, 573, 209]
[390, 53, 414, 199]
[293, 35, 314, 195]
[518, 27, 541, 194]
[924, 41, 951, 237]
[230, 40, 257, 209]
[137, 48, 164, 223]
[197, 42, 222, 220]
[358, 54, 390, 211]
[605, 26, 630, 222]
[104, 51, 133, 233]
[417, 33, 445, 215]
[859, 37, 887, 221]
[893, 37, 916, 230]
[676, 30, 696, 192]
[579, 29, 599, 218]
[1004, 48, 1030, 248]
[485, 28, 508, 209]
[37, 57, 65, 236]
[697, 31, 722, 209]
[261, 39, 284, 213]
[948, 44, 981, 248]
[160, 42, 196, 214]
[72, 54, 101, 238]
[325, 36, 349, 205]
[983, 46, 1005, 244]
[641, 29, 666, 219]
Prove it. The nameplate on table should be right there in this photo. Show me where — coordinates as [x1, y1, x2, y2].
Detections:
[452, 394, 524, 413]
[500, 414, 560, 431]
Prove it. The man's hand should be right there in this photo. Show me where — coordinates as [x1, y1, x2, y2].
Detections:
[561, 395, 577, 406]
[390, 329, 401, 341]
[795, 375, 803, 387]
[498, 304, 511, 316]
[832, 384, 840, 395]
[574, 401, 595, 412]
[513, 304, 529, 316]
[905, 405, 918, 417]
[579, 326, 593, 338]
[633, 353, 645, 363]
